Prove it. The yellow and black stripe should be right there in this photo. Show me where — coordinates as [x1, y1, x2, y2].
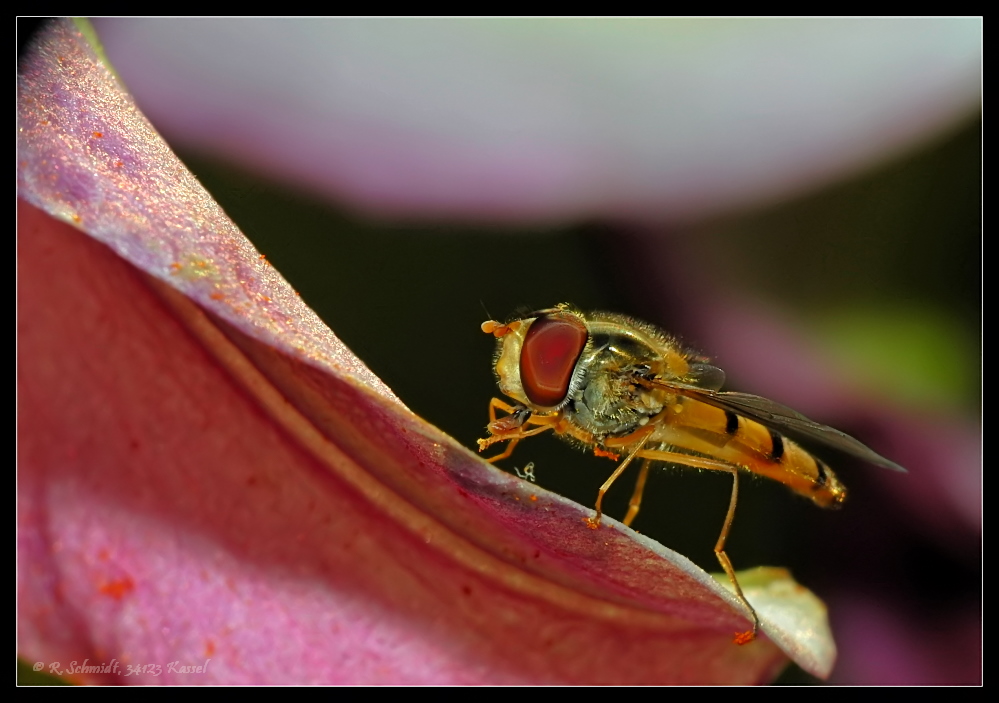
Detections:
[653, 398, 847, 508]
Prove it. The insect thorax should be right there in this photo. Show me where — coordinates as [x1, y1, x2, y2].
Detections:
[564, 330, 667, 439]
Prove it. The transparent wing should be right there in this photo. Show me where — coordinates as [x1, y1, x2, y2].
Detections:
[653, 380, 907, 472]
[684, 362, 726, 391]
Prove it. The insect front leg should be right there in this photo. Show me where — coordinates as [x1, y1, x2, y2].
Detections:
[477, 398, 557, 462]
[486, 397, 520, 425]
[480, 438, 522, 464]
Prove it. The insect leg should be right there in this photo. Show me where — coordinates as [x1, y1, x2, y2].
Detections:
[487, 397, 518, 424]
[478, 422, 559, 460]
[587, 431, 652, 528]
[630, 448, 760, 643]
[714, 466, 759, 644]
[623, 458, 653, 527]
[482, 438, 520, 463]
[478, 398, 559, 461]
[631, 449, 743, 472]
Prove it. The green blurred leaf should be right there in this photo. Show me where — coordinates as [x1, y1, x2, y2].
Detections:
[815, 305, 978, 410]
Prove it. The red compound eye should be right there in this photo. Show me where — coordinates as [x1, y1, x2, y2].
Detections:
[520, 313, 588, 407]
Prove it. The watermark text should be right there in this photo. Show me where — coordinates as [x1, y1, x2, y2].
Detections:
[32, 658, 211, 677]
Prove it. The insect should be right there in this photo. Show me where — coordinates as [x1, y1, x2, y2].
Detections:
[477, 304, 905, 644]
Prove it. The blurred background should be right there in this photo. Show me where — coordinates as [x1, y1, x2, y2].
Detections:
[21, 18, 980, 684]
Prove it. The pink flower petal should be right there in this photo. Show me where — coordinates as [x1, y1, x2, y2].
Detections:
[92, 18, 980, 223]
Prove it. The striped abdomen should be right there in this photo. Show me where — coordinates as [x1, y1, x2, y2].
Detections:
[650, 398, 847, 508]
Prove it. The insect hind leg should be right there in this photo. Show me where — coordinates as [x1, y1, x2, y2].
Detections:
[714, 466, 760, 644]
[629, 448, 760, 644]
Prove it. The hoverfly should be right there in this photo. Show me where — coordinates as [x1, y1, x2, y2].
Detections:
[477, 304, 905, 644]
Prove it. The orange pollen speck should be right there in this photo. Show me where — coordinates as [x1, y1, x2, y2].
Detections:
[210, 292, 225, 300]
[529, 495, 537, 502]
[99, 576, 135, 600]
[733, 630, 755, 646]
[92, 132, 103, 138]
